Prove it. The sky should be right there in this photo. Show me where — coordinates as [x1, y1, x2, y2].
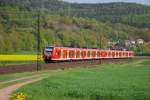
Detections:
[63, 0, 150, 5]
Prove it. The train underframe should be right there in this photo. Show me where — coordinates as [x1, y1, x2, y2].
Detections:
[44, 57, 132, 63]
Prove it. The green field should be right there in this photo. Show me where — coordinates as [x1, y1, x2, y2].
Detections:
[0, 61, 37, 66]
[0, 61, 45, 66]
[14, 59, 150, 100]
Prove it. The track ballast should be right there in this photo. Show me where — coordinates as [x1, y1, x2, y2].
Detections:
[0, 57, 145, 75]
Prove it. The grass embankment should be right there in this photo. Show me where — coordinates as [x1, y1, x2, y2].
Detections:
[0, 71, 48, 82]
[0, 70, 64, 89]
[0, 61, 37, 66]
[14, 59, 150, 100]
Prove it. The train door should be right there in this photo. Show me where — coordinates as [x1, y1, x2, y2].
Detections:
[97, 51, 100, 59]
[112, 51, 115, 58]
[100, 50, 107, 58]
[87, 50, 90, 59]
[76, 50, 79, 60]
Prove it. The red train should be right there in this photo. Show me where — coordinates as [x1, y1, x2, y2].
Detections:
[43, 46, 134, 63]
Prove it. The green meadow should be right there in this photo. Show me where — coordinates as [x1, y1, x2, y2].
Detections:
[15, 59, 150, 100]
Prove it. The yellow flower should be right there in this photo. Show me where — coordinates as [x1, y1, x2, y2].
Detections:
[10, 92, 30, 100]
[17, 95, 21, 99]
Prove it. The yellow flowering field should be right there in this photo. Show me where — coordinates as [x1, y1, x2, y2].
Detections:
[0, 55, 43, 61]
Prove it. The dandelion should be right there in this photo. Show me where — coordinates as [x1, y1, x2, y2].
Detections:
[10, 92, 31, 100]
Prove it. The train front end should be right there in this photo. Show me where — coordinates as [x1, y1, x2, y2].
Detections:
[43, 46, 53, 63]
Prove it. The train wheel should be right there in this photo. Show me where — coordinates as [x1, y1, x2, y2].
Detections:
[44, 60, 50, 63]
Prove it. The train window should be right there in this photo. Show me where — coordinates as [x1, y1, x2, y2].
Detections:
[84, 51, 86, 57]
[112, 52, 115, 57]
[94, 52, 96, 56]
[57, 49, 63, 57]
[58, 50, 61, 57]
[116, 52, 118, 56]
[65, 51, 67, 57]
[69, 51, 74, 57]
[63, 51, 66, 57]
[88, 51, 90, 57]
[97, 52, 100, 57]
[119, 52, 122, 56]
[76, 51, 80, 57]
[92, 52, 94, 56]
[105, 52, 108, 56]
[100, 52, 102, 56]
[126, 53, 128, 56]
[92, 51, 96, 56]
[123, 53, 125, 56]
[69, 51, 71, 56]
[71, 51, 73, 57]
[90, 51, 92, 56]
[109, 52, 111, 56]
[77, 51, 79, 57]
[72, 51, 75, 57]
[81, 51, 84, 57]
[69, 51, 71, 57]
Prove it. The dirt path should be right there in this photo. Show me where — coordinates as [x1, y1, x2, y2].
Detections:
[0, 77, 45, 100]
[0, 74, 47, 85]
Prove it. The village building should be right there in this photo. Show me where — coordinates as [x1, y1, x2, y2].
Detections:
[124, 40, 131, 47]
[136, 39, 144, 44]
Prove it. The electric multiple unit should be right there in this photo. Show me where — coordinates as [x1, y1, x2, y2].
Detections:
[43, 46, 134, 63]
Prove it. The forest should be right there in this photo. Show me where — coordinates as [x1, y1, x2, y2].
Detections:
[0, 0, 150, 54]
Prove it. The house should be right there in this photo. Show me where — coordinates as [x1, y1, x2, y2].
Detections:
[124, 39, 136, 47]
[130, 40, 136, 45]
[124, 40, 131, 47]
[145, 41, 150, 45]
[136, 39, 144, 44]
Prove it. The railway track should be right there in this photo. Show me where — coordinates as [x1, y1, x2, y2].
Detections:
[0, 57, 148, 75]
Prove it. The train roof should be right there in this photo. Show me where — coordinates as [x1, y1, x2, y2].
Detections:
[45, 46, 133, 52]
[46, 46, 100, 50]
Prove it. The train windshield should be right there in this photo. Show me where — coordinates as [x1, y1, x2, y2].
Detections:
[44, 47, 53, 54]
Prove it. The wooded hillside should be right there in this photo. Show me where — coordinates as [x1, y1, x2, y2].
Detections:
[0, 0, 150, 54]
